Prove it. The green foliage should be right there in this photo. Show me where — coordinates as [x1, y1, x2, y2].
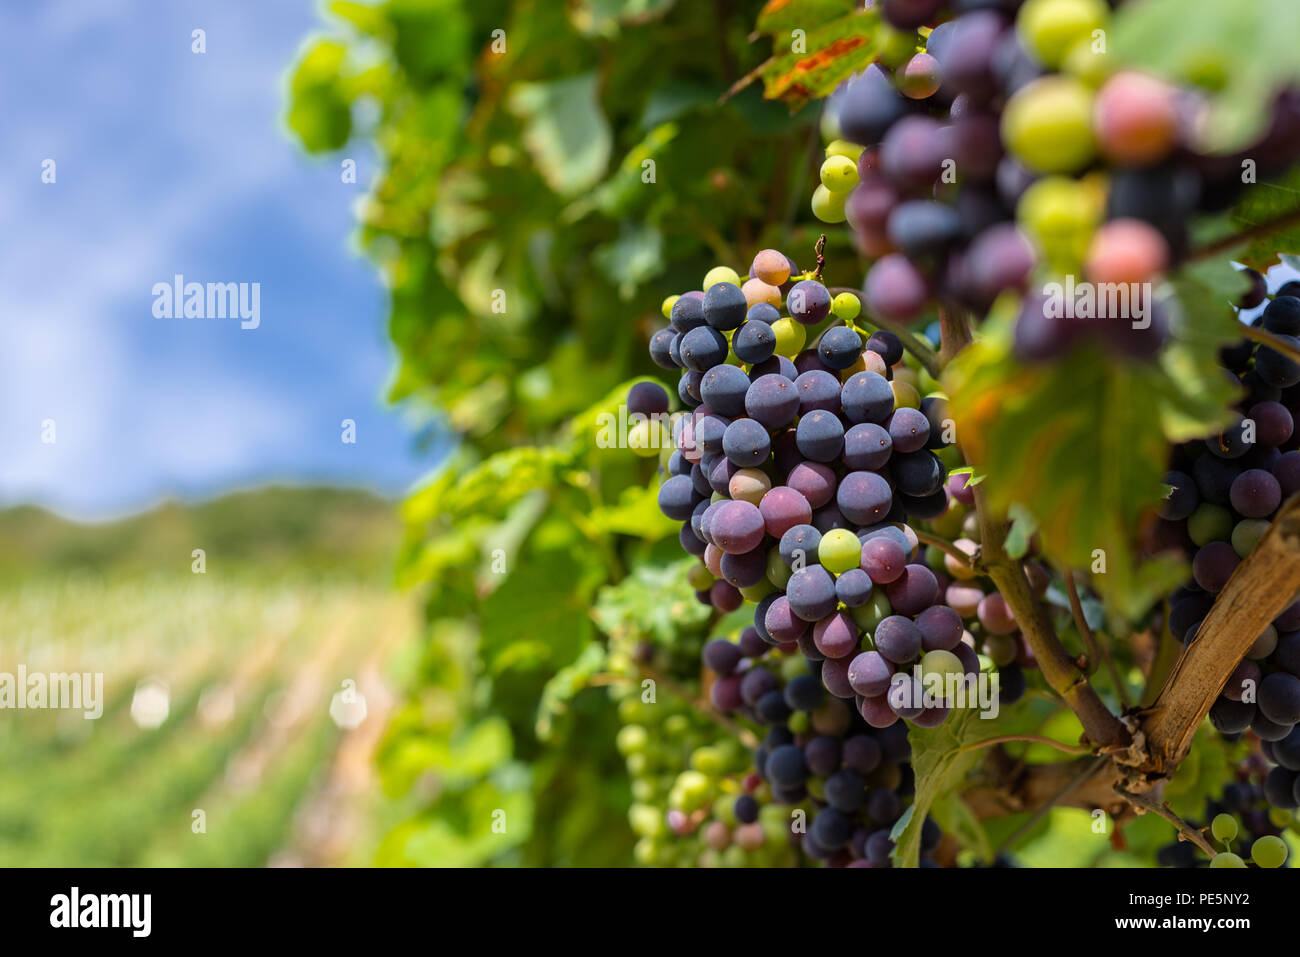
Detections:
[754, 2, 885, 106]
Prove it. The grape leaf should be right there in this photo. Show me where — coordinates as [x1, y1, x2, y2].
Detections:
[1225, 167, 1300, 271]
[945, 324, 1212, 619]
[755, 3, 882, 106]
[508, 73, 613, 195]
[1111, 0, 1300, 152]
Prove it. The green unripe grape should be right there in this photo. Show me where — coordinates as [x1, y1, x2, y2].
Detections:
[891, 380, 921, 410]
[1252, 835, 1288, 868]
[1017, 175, 1100, 273]
[1062, 34, 1112, 88]
[820, 102, 842, 144]
[661, 294, 679, 319]
[1209, 852, 1247, 868]
[1002, 76, 1097, 174]
[825, 139, 866, 161]
[631, 778, 656, 802]
[633, 837, 658, 866]
[876, 23, 916, 68]
[1231, 518, 1270, 558]
[985, 633, 1020, 667]
[626, 753, 650, 777]
[722, 844, 748, 867]
[1211, 813, 1238, 844]
[918, 368, 942, 394]
[780, 653, 807, 682]
[852, 592, 893, 632]
[767, 548, 793, 589]
[832, 292, 861, 319]
[920, 649, 965, 684]
[690, 746, 726, 776]
[771, 317, 806, 357]
[1268, 807, 1294, 828]
[811, 184, 848, 224]
[788, 709, 810, 734]
[627, 418, 668, 458]
[1188, 503, 1233, 547]
[820, 155, 860, 192]
[663, 714, 690, 736]
[618, 697, 646, 723]
[688, 561, 715, 591]
[819, 528, 862, 574]
[805, 778, 825, 802]
[617, 723, 650, 756]
[704, 265, 741, 290]
[977, 653, 995, 674]
[930, 502, 965, 539]
[739, 579, 776, 602]
[629, 803, 667, 838]
[1017, 0, 1109, 70]
[925, 545, 946, 573]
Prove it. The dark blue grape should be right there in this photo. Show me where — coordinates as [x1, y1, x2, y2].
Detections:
[1262, 296, 1300, 335]
[819, 326, 864, 370]
[836, 470, 893, 525]
[841, 371, 895, 424]
[887, 200, 963, 259]
[1159, 469, 1199, 521]
[796, 410, 845, 461]
[891, 449, 945, 497]
[700, 364, 750, 417]
[1260, 672, 1300, 725]
[866, 331, 904, 366]
[779, 524, 822, 569]
[649, 328, 677, 368]
[677, 370, 702, 407]
[766, 744, 808, 787]
[1257, 335, 1300, 388]
[783, 673, 824, 712]
[786, 565, 838, 621]
[836, 568, 874, 607]
[722, 418, 772, 467]
[733, 319, 776, 364]
[843, 423, 893, 470]
[888, 407, 931, 453]
[657, 473, 700, 521]
[695, 411, 729, 454]
[670, 295, 705, 333]
[703, 281, 748, 331]
[679, 325, 728, 371]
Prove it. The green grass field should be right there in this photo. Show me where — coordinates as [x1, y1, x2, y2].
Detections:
[0, 487, 418, 867]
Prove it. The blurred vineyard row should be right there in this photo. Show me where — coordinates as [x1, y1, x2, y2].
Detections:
[0, 487, 418, 867]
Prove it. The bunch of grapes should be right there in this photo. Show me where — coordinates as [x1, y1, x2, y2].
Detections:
[1157, 763, 1293, 868]
[607, 627, 800, 867]
[814, 0, 1300, 361]
[1149, 277, 1300, 813]
[641, 241, 1025, 736]
[701, 629, 939, 866]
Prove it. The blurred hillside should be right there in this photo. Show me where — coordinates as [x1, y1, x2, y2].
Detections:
[0, 486, 404, 582]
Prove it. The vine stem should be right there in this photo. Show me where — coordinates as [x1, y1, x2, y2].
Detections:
[913, 530, 974, 568]
[1117, 789, 1217, 858]
[955, 734, 1092, 758]
[812, 233, 827, 283]
[1064, 569, 1101, 674]
[826, 286, 941, 378]
[1239, 322, 1300, 367]
[1189, 205, 1300, 261]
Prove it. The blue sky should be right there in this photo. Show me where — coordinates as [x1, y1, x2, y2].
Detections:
[0, 1, 436, 520]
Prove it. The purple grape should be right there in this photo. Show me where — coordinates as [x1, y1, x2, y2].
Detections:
[814, 610, 861, 659]
[786, 565, 839, 621]
[710, 499, 766, 555]
[821, 656, 856, 699]
[874, 615, 923, 664]
[796, 410, 846, 462]
[1191, 541, 1239, 592]
[887, 407, 931, 453]
[843, 423, 893, 470]
[788, 461, 837, 508]
[841, 371, 895, 424]
[837, 471, 893, 525]
[848, 650, 894, 697]
[865, 253, 928, 322]
[1260, 672, 1300, 725]
[745, 373, 801, 429]
[862, 536, 907, 584]
[764, 595, 810, 643]
[700, 364, 750, 418]
[885, 564, 940, 615]
[836, 567, 875, 607]
[788, 280, 832, 326]
[879, 116, 950, 193]
[1229, 468, 1282, 518]
[722, 417, 772, 467]
[916, 605, 963, 651]
[795, 370, 844, 414]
